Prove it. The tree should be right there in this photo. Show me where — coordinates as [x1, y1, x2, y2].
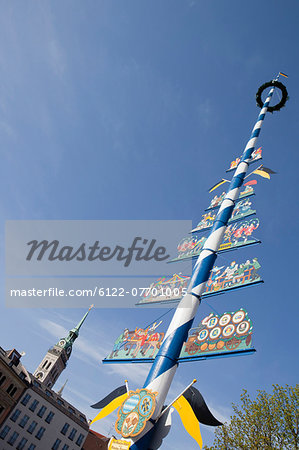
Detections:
[204, 384, 299, 450]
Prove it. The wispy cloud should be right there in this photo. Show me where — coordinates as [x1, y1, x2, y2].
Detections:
[208, 402, 231, 425]
[0, 120, 16, 139]
[38, 318, 110, 369]
[197, 98, 213, 128]
[65, 385, 94, 405]
[39, 318, 68, 338]
[48, 39, 67, 79]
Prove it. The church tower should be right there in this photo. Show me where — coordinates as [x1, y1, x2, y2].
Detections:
[33, 306, 93, 388]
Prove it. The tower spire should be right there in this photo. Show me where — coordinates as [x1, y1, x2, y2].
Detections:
[67, 304, 94, 343]
[33, 306, 94, 388]
[57, 379, 68, 397]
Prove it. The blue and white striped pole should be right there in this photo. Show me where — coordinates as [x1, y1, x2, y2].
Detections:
[129, 77, 280, 449]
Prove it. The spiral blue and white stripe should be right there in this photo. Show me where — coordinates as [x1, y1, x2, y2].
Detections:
[128, 83, 276, 449]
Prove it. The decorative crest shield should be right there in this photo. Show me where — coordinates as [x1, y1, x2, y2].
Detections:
[116, 388, 157, 438]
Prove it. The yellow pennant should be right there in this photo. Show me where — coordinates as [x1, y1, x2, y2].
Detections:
[90, 393, 128, 425]
[252, 169, 270, 179]
[209, 179, 229, 193]
[173, 395, 203, 448]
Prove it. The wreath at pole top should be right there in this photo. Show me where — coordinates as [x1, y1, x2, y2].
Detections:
[256, 80, 288, 113]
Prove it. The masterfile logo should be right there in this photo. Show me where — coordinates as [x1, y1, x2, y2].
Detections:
[5, 220, 192, 308]
[26, 237, 169, 267]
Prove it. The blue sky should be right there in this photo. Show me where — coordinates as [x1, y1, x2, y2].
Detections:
[1, 1, 298, 448]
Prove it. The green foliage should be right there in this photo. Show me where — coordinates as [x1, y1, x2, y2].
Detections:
[204, 384, 299, 450]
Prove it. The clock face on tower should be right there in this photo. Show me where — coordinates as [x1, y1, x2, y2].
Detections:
[35, 371, 44, 380]
[66, 346, 72, 355]
[58, 339, 66, 347]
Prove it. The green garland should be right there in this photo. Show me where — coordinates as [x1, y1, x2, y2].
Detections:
[256, 80, 288, 113]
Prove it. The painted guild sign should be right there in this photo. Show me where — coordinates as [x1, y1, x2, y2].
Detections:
[206, 185, 254, 211]
[136, 258, 262, 305]
[226, 147, 262, 172]
[191, 199, 256, 233]
[104, 309, 254, 363]
[179, 309, 253, 359]
[106, 321, 164, 361]
[108, 439, 131, 450]
[116, 389, 157, 438]
[170, 218, 260, 263]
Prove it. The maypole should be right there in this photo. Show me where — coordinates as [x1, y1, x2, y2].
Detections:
[129, 74, 286, 449]
[91, 75, 288, 449]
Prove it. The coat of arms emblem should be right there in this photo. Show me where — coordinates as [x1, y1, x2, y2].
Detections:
[115, 388, 157, 438]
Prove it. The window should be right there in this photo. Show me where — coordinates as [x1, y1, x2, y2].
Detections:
[46, 389, 53, 397]
[42, 360, 48, 369]
[21, 393, 31, 406]
[35, 426, 45, 440]
[16, 437, 28, 450]
[33, 380, 41, 388]
[10, 386, 17, 397]
[68, 406, 75, 415]
[19, 414, 29, 428]
[0, 375, 6, 386]
[27, 420, 37, 434]
[28, 444, 36, 450]
[76, 433, 85, 446]
[53, 372, 59, 383]
[61, 423, 69, 435]
[79, 415, 85, 422]
[29, 399, 39, 412]
[0, 425, 10, 439]
[45, 411, 55, 423]
[37, 405, 47, 418]
[57, 398, 64, 405]
[68, 427, 77, 441]
[62, 445, 69, 450]
[52, 438, 61, 449]
[10, 408, 21, 422]
[6, 383, 15, 394]
[7, 431, 19, 445]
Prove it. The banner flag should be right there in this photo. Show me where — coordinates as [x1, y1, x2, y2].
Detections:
[90, 393, 128, 425]
[252, 165, 276, 180]
[172, 395, 203, 448]
[181, 386, 222, 426]
[91, 385, 127, 409]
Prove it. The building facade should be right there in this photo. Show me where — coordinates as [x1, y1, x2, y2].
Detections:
[0, 307, 108, 449]
[0, 348, 30, 427]
[82, 430, 109, 450]
[0, 379, 89, 450]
